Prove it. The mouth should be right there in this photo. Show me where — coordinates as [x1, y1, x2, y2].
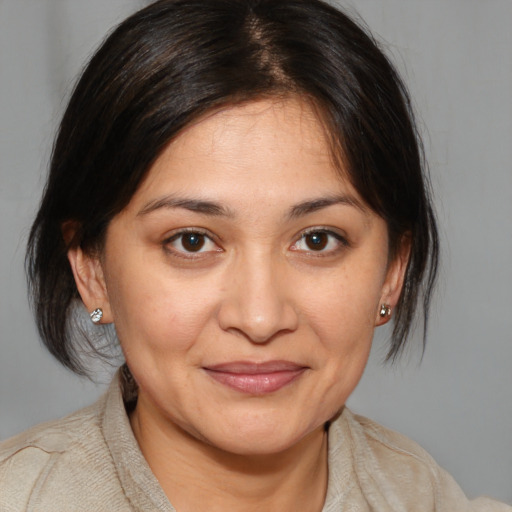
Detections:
[202, 361, 307, 395]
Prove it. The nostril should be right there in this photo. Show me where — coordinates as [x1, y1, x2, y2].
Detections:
[217, 298, 299, 344]
[216, 260, 299, 342]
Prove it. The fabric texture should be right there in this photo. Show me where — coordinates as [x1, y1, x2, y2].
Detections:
[0, 368, 510, 512]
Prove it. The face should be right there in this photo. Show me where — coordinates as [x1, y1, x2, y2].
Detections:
[75, 98, 406, 455]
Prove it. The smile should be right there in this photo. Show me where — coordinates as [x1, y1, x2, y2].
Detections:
[203, 361, 307, 395]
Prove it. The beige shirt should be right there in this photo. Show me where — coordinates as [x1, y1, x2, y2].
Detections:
[1, 369, 510, 511]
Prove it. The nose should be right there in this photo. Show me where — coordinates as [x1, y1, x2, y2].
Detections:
[217, 252, 299, 344]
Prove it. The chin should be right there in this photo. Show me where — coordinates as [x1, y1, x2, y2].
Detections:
[198, 415, 325, 457]
[209, 433, 308, 457]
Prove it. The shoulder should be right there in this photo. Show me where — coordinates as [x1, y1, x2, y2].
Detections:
[1, 398, 102, 451]
[0, 394, 130, 511]
[348, 410, 441, 472]
[332, 409, 512, 511]
[0, 400, 102, 473]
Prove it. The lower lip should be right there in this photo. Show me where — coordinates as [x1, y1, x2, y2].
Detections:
[204, 369, 305, 395]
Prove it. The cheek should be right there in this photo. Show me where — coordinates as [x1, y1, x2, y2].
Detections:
[301, 264, 384, 344]
[303, 278, 379, 414]
[104, 258, 221, 358]
[296, 258, 386, 404]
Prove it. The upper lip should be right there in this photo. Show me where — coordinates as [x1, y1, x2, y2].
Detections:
[203, 360, 307, 374]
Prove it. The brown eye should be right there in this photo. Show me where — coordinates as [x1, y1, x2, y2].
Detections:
[290, 229, 348, 255]
[305, 232, 328, 251]
[167, 231, 218, 255]
[181, 233, 206, 252]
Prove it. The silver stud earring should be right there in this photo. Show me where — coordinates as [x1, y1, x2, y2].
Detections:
[90, 308, 103, 324]
[379, 304, 392, 318]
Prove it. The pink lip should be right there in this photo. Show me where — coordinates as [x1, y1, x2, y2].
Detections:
[203, 361, 307, 395]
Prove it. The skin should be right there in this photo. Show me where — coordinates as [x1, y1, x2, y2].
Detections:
[69, 97, 408, 512]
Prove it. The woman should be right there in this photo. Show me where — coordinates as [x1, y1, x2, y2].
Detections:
[0, 0, 509, 510]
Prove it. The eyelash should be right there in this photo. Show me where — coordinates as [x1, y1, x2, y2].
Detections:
[163, 227, 349, 261]
[290, 228, 349, 256]
[163, 228, 221, 259]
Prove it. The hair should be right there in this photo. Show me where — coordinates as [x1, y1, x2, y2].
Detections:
[26, 0, 439, 375]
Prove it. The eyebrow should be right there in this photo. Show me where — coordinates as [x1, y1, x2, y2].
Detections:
[137, 195, 234, 217]
[287, 194, 367, 219]
[137, 193, 366, 219]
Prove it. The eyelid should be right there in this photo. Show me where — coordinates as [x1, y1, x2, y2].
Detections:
[299, 226, 349, 241]
[163, 227, 222, 258]
[290, 227, 350, 254]
[165, 226, 210, 239]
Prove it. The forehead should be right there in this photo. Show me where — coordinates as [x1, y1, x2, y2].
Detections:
[128, 97, 360, 211]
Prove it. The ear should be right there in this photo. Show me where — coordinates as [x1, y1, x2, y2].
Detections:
[67, 245, 113, 324]
[375, 234, 411, 326]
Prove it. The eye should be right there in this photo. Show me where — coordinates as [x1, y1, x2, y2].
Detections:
[291, 229, 348, 254]
[165, 230, 220, 255]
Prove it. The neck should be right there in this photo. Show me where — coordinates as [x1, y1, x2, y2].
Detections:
[130, 395, 328, 512]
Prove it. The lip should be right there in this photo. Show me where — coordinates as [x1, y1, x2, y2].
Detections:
[203, 361, 307, 395]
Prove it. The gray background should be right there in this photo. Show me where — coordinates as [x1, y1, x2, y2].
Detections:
[1, 0, 511, 504]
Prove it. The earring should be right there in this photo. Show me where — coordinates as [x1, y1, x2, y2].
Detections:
[90, 308, 103, 324]
[379, 304, 392, 318]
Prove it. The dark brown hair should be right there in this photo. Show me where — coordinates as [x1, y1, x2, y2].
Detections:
[27, 0, 439, 375]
